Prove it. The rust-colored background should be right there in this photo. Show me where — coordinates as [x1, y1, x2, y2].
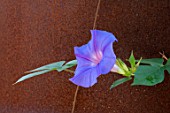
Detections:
[0, 0, 170, 113]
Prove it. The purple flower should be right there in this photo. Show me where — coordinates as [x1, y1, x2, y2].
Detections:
[70, 30, 117, 88]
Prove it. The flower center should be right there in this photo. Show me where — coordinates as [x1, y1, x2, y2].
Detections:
[91, 51, 103, 65]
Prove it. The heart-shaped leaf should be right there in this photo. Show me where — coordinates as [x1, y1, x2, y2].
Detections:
[139, 58, 163, 66]
[164, 58, 170, 74]
[132, 65, 164, 86]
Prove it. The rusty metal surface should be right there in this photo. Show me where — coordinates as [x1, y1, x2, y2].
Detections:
[0, 0, 170, 113]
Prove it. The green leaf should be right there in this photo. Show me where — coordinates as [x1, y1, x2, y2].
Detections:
[57, 60, 77, 72]
[14, 61, 66, 84]
[164, 58, 170, 74]
[129, 51, 135, 68]
[26, 61, 66, 73]
[139, 58, 163, 66]
[66, 60, 77, 65]
[110, 77, 132, 89]
[132, 65, 164, 86]
[14, 70, 50, 84]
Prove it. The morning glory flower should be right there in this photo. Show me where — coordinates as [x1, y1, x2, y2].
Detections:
[70, 30, 117, 88]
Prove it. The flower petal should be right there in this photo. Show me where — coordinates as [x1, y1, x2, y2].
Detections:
[74, 43, 96, 66]
[98, 42, 116, 74]
[90, 30, 117, 53]
[69, 67, 100, 88]
[98, 56, 116, 74]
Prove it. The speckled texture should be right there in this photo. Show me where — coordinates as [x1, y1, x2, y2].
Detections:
[0, 0, 170, 113]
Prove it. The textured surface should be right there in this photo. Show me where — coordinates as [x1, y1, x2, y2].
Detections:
[0, 0, 170, 113]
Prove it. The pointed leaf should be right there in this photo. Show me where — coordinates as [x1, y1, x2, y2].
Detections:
[57, 60, 77, 72]
[14, 70, 50, 84]
[110, 77, 132, 89]
[136, 57, 142, 67]
[26, 61, 65, 73]
[65, 60, 77, 66]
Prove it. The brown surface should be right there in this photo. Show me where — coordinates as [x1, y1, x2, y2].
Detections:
[0, 0, 170, 113]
